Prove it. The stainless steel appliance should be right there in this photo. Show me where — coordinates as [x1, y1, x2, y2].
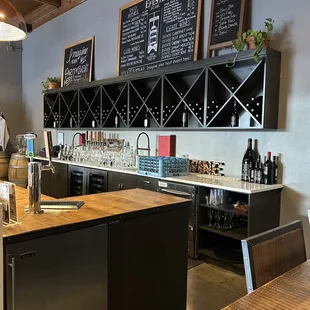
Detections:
[158, 181, 197, 258]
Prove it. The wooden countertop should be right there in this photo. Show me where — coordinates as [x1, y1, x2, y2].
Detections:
[3, 187, 189, 241]
[222, 260, 310, 310]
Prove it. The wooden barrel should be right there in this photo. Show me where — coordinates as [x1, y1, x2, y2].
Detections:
[0, 151, 9, 180]
[8, 153, 29, 188]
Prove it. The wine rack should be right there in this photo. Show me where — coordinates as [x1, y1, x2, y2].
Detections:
[43, 48, 281, 130]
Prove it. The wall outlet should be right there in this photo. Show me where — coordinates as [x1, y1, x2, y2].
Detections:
[57, 132, 64, 145]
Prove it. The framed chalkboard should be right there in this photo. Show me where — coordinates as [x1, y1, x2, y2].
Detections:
[62, 36, 94, 87]
[117, 0, 202, 76]
[207, 0, 246, 56]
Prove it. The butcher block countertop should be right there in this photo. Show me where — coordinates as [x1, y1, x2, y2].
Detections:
[3, 187, 189, 243]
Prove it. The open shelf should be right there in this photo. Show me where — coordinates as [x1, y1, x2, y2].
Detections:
[43, 48, 281, 130]
[199, 203, 248, 217]
[199, 224, 247, 240]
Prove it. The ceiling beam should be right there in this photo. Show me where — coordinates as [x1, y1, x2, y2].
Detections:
[25, 0, 87, 29]
[33, 0, 61, 8]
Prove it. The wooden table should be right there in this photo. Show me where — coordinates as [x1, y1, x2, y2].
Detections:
[223, 260, 310, 310]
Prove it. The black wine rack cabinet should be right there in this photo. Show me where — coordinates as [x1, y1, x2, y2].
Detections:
[43, 48, 281, 130]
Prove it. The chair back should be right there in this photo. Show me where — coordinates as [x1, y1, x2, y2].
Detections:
[242, 220, 307, 293]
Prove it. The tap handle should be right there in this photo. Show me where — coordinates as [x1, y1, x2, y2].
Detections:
[44, 131, 53, 163]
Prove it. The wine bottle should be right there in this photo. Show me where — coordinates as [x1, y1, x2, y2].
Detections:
[241, 138, 256, 182]
[254, 156, 263, 184]
[144, 112, 150, 128]
[182, 104, 188, 127]
[231, 101, 239, 127]
[114, 114, 119, 128]
[264, 152, 272, 185]
[250, 162, 255, 183]
[271, 156, 278, 184]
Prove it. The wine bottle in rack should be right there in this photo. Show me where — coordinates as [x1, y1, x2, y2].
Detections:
[231, 101, 239, 127]
[144, 111, 150, 128]
[115, 114, 119, 128]
[182, 104, 188, 127]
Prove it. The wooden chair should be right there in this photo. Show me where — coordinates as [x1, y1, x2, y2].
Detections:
[242, 220, 307, 293]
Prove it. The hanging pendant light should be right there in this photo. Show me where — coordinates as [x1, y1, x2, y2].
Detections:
[0, 0, 27, 41]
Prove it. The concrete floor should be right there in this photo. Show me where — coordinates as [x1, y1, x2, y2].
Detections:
[187, 263, 247, 310]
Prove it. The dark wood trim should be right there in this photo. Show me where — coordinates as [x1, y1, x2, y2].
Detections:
[33, 0, 61, 8]
[244, 220, 304, 246]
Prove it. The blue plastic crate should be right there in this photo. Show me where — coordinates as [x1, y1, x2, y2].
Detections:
[137, 156, 189, 177]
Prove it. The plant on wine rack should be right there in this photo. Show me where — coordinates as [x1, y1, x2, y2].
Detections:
[233, 18, 274, 62]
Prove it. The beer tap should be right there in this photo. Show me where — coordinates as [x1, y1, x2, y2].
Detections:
[25, 131, 55, 214]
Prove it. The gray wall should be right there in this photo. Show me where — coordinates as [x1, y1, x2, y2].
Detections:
[22, 0, 310, 250]
[0, 42, 22, 146]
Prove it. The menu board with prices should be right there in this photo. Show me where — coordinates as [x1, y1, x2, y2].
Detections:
[118, 0, 202, 76]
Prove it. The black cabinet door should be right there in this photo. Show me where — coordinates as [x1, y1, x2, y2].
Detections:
[136, 176, 158, 192]
[87, 169, 108, 194]
[108, 171, 137, 192]
[41, 161, 68, 198]
[108, 171, 123, 192]
[122, 173, 137, 190]
[6, 224, 108, 310]
[68, 166, 87, 196]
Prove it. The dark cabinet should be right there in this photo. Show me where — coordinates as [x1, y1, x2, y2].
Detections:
[6, 224, 108, 310]
[41, 161, 68, 198]
[68, 166, 87, 196]
[68, 165, 107, 196]
[108, 171, 137, 192]
[44, 48, 281, 130]
[136, 176, 158, 192]
[87, 170, 108, 194]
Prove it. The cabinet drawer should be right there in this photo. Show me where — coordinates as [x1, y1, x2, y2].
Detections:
[136, 176, 158, 192]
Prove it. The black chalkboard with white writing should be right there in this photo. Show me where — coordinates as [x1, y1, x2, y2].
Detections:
[62, 36, 94, 87]
[117, 0, 201, 76]
[208, 0, 245, 54]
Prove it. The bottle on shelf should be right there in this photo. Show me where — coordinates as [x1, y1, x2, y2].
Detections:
[114, 114, 119, 128]
[231, 101, 239, 127]
[182, 104, 188, 127]
[271, 156, 278, 184]
[250, 162, 255, 183]
[263, 152, 272, 185]
[254, 155, 263, 184]
[241, 138, 256, 182]
[144, 111, 150, 128]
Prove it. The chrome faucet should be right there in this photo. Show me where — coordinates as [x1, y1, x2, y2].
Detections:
[26, 131, 54, 214]
[136, 132, 151, 156]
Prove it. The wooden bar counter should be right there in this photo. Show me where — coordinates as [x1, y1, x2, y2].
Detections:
[3, 187, 190, 310]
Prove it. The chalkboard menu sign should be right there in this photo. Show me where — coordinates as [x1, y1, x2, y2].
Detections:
[117, 0, 202, 76]
[62, 36, 94, 87]
[207, 0, 246, 55]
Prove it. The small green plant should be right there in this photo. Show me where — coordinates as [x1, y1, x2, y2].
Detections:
[233, 18, 274, 62]
[42, 77, 61, 90]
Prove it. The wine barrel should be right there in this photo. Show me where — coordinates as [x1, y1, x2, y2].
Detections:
[8, 153, 29, 188]
[0, 151, 9, 180]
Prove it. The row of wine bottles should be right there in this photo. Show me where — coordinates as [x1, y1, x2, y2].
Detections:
[241, 138, 278, 185]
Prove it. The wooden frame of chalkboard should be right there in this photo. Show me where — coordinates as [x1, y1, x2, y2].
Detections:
[61, 36, 94, 87]
[207, 0, 246, 56]
[117, 0, 202, 76]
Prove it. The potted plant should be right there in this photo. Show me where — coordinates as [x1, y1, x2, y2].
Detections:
[42, 77, 61, 90]
[233, 18, 274, 62]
